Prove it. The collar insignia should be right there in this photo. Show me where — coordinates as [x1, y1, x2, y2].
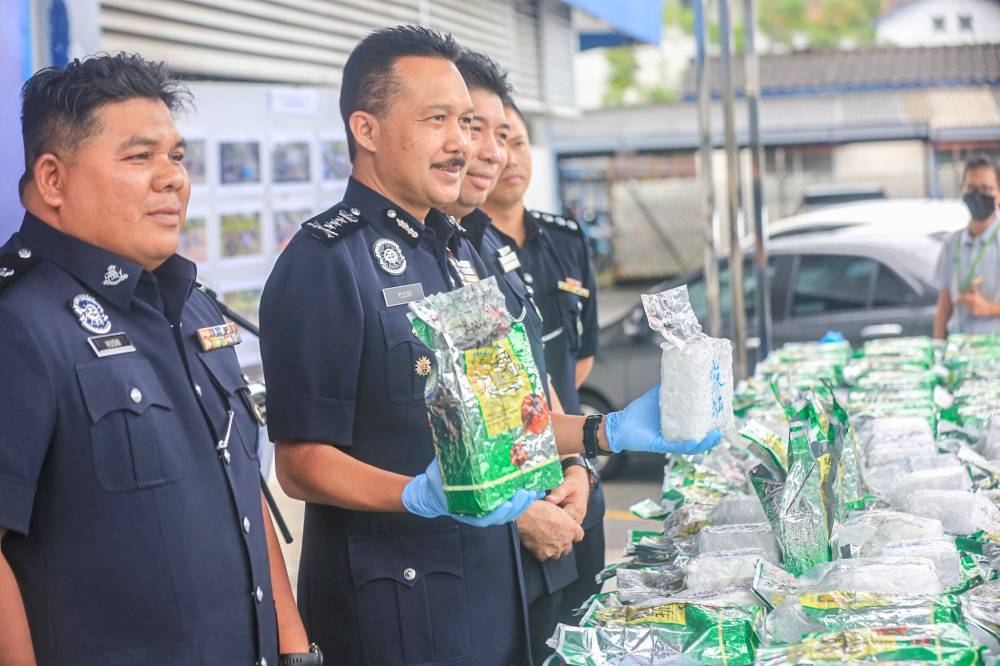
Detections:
[102, 264, 129, 286]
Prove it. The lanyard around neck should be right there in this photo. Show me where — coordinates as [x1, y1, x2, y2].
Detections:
[955, 220, 1000, 292]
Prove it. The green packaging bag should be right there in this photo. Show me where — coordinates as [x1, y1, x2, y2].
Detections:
[755, 623, 985, 665]
[409, 277, 562, 515]
[547, 601, 761, 666]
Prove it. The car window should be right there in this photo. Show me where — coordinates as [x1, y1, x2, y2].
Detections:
[791, 254, 875, 316]
[688, 256, 788, 326]
[872, 264, 918, 306]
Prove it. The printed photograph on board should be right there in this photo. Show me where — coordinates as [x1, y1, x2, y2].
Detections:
[274, 207, 312, 251]
[220, 141, 260, 184]
[178, 214, 208, 262]
[272, 141, 311, 183]
[220, 211, 262, 257]
[320, 139, 351, 181]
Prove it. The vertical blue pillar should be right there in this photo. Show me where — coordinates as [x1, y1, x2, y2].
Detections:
[0, 0, 32, 237]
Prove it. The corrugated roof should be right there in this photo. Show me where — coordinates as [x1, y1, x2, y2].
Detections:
[550, 86, 1000, 155]
[679, 43, 1000, 98]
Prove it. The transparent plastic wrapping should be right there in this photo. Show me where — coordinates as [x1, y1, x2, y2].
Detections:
[897, 490, 1000, 538]
[797, 556, 945, 595]
[830, 510, 945, 559]
[708, 495, 769, 526]
[763, 591, 964, 646]
[879, 538, 963, 590]
[887, 466, 973, 505]
[684, 548, 765, 592]
[642, 285, 735, 440]
[409, 277, 562, 515]
[616, 566, 686, 604]
[696, 523, 781, 564]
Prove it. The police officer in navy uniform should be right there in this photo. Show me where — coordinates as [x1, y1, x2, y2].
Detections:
[260, 26, 722, 666]
[482, 102, 606, 626]
[259, 28, 540, 666]
[440, 51, 592, 664]
[0, 54, 312, 666]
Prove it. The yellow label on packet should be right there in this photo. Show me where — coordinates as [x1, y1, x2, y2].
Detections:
[623, 603, 686, 627]
[799, 591, 890, 611]
[465, 339, 532, 438]
[791, 628, 898, 661]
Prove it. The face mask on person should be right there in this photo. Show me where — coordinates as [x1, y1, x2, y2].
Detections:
[964, 191, 997, 221]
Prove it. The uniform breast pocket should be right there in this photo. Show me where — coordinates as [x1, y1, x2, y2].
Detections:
[380, 307, 434, 404]
[197, 350, 261, 461]
[348, 526, 468, 664]
[76, 357, 183, 492]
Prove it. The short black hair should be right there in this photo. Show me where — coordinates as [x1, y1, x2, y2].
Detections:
[455, 50, 513, 105]
[504, 99, 529, 140]
[19, 52, 190, 198]
[340, 25, 462, 162]
[963, 154, 1000, 186]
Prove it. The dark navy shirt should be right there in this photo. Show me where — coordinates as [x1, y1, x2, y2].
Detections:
[492, 210, 599, 416]
[260, 178, 527, 666]
[0, 213, 276, 666]
[461, 209, 580, 601]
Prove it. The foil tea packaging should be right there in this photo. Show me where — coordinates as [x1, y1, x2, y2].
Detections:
[409, 277, 562, 515]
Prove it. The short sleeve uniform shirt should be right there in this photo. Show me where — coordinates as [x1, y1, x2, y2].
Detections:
[0, 213, 277, 666]
[933, 217, 1000, 334]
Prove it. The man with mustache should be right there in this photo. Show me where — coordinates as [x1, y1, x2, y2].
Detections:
[260, 26, 721, 666]
[0, 53, 310, 666]
[934, 155, 1000, 337]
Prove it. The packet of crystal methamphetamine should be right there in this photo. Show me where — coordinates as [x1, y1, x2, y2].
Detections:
[642, 285, 735, 441]
[410, 277, 562, 515]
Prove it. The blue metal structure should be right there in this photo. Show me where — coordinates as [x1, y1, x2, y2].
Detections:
[566, 0, 663, 49]
[0, 0, 32, 238]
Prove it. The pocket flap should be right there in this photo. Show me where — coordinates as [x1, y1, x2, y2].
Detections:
[379, 307, 424, 349]
[197, 348, 247, 395]
[76, 357, 172, 423]
[349, 525, 463, 589]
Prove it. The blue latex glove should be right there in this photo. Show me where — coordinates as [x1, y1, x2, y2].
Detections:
[819, 330, 846, 344]
[402, 459, 542, 527]
[605, 384, 723, 455]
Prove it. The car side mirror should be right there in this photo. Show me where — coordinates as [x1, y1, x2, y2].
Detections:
[622, 307, 648, 340]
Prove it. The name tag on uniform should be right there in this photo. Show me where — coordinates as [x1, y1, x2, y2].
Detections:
[452, 259, 481, 286]
[383, 282, 425, 307]
[196, 323, 242, 351]
[497, 246, 521, 274]
[87, 332, 136, 357]
[558, 277, 591, 298]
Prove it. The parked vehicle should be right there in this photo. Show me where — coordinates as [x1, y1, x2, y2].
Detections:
[770, 198, 966, 239]
[584, 225, 951, 477]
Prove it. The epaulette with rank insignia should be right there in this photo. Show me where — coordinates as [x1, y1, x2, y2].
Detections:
[0, 248, 41, 295]
[302, 204, 367, 245]
[529, 210, 584, 237]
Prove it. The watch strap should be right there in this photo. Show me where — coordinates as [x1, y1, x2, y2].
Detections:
[583, 414, 605, 458]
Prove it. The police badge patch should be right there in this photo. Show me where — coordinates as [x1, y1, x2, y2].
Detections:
[373, 238, 406, 275]
[71, 293, 112, 335]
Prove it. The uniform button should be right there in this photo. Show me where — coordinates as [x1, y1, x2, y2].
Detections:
[258, 659, 267, 666]
[18, 248, 31, 259]
[129, 387, 142, 403]
[243, 516, 251, 533]
[194, 383, 202, 397]
[223, 450, 231, 465]
[524, 273, 534, 283]
[255, 586, 263, 602]
[403, 567, 416, 581]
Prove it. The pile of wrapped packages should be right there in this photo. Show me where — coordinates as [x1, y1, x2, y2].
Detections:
[547, 332, 1000, 665]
